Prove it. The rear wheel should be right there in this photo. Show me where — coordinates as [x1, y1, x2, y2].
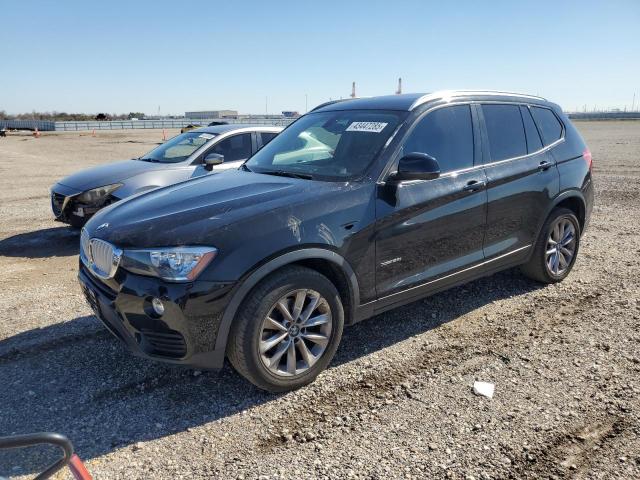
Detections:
[521, 207, 580, 283]
[227, 266, 344, 392]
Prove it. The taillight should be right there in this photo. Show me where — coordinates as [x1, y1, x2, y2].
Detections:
[583, 148, 593, 171]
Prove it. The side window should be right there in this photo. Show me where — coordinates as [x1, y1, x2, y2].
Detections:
[520, 106, 543, 153]
[260, 132, 278, 147]
[482, 104, 527, 161]
[530, 107, 563, 146]
[403, 105, 474, 173]
[210, 133, 252, 162]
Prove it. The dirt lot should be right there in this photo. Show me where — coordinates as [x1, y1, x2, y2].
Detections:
[0, 123, 639, 479]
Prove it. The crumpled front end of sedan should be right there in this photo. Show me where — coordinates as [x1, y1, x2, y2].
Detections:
[51, 182, 122, 227]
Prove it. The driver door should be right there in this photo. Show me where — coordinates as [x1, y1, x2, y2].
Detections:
[375, 104, 488, 300]
[191, 133, 255, 177]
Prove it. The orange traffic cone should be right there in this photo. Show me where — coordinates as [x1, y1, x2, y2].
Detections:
[33, 128, 40, 138]
[162, 129, 167, 141]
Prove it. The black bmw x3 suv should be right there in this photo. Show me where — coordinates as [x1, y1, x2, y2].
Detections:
[78, 91, 594, 391]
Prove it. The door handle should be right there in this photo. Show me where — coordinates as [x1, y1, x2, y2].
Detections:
[463, 179, 486, 192]
[538, 160, 552, 171]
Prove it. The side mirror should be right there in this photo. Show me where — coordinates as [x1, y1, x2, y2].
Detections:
[204, 153, 224, 170]
[389, 152, 440, 182]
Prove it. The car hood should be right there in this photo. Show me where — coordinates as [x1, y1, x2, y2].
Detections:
[86, 170, 345, 247]
[56, 159, 175, 192]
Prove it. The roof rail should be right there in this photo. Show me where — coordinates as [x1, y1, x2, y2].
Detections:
[409, 90, 547, 111]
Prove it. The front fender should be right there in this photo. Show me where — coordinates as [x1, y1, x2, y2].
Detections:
[211, 248, 360, 364]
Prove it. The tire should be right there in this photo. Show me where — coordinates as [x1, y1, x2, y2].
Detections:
[227, 266, 344, 392]
[521, 207, 581, 284]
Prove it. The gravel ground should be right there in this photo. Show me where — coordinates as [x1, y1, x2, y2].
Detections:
[0, 123, 639, 479]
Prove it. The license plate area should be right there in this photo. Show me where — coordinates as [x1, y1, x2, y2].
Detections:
[81, 283, 102, 319]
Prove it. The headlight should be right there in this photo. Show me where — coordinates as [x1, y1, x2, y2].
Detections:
[77, 183, 122, 203]
[121, 246, 217, 281]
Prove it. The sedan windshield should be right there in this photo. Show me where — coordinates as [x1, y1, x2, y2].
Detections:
[139, 131, 216, 163]
[245, 110, 406, 180]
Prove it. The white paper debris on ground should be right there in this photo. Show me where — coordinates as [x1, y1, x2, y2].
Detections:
[473, 381, 495, 399]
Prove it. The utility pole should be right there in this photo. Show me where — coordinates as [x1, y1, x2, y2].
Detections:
[265, 97, 268, 116]
[351, 82, 356, 98]
[632, 93, 636, 112]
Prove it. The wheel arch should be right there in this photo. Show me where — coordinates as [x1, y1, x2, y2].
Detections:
[549, 190, 586, 233]
[213, 248, 360, 361]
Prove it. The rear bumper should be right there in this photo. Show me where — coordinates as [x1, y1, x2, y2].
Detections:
[78, 263, 234, 369]
[582, 175, 595, 233]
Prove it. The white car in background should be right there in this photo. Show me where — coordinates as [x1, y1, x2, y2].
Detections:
[50, 125, 282, 227]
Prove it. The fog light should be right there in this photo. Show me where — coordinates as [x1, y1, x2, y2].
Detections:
[151, 297, 165, 316]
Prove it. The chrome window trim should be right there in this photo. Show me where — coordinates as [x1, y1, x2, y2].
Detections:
[379, 100, 565, 184]
[362, 244, 532, 307]
[409, 90, 547, 111]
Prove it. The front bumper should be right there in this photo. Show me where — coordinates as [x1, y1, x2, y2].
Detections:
[51, 183, 118, 225]
[78, 262, 234, 369]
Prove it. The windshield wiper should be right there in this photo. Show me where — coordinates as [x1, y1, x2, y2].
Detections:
[137, 157, 160, 163]
[240, 163, 252, 172]
[258, 169, 313, 180]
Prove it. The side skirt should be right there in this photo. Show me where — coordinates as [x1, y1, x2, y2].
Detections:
[353, 245, 531, 323]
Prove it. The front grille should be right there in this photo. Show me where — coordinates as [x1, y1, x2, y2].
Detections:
[140, 329, 187, 358]
[80, 232, 122, 279]
[51, 192, 66, 217]
[89, 238, 115, 277]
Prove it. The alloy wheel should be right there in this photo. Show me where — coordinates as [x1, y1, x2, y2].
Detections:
[545, 218, 576, 276]
[259, 289, 332, 377]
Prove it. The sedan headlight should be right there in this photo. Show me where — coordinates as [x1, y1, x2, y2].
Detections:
[77, 183, 122, 203]
[121, 246, 217, 281]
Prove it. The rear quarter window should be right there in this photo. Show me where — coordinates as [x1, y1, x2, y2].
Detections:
[531, 106, 563, 146]
[260, 132, 279, 146]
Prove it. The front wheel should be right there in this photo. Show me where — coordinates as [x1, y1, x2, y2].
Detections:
[227, 266, 344, 392]
[521, 207, 580, 283]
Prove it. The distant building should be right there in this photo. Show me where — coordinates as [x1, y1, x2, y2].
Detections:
[185, 110, 238, 119]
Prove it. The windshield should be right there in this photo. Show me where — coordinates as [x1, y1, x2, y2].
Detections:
[139, 131, 216, 163]
[245, 110, 405, 180]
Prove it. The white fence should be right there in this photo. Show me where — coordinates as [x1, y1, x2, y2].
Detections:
[1, 118, 295, 132]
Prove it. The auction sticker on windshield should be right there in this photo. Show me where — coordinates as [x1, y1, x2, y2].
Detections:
[346, 122, 388, 133]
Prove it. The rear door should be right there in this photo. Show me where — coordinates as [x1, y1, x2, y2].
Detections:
[258, 131, 279, 150]
[375, 104, 487, 299]
[479, 103, 559, 259]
